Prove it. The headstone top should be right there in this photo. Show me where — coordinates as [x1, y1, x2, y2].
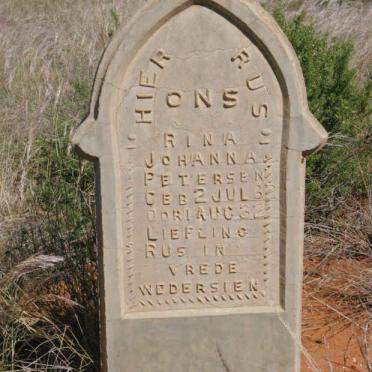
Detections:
[73, 1, 327, 371]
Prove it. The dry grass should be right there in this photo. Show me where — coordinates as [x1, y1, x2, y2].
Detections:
[0, 255, 92, 371]
[0, 0, 368, 210]
[0, 0, 130, 219]
[302, 199, 372, 371]
[0, 1, 370, 218]
[0, 1, 126, 369]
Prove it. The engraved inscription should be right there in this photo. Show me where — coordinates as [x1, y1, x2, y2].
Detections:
[231, 48, 250, 70]
[118, 6, 283, 314]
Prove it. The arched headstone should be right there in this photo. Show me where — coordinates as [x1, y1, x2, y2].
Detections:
[73, 1, 327, 371]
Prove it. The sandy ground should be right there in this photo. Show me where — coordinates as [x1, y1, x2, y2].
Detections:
[301, 259, 371, 371]
[302, 325, 368, 371]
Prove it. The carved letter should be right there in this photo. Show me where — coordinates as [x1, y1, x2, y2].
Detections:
[252, 103, 268, 118]
[169, 265, 177, 276]
[229, 262, 237, 274]
[164, 133, 175, 148]
[167, 91, 183, 107]
[145, 152, 154, 168]
[231, 48, 250, 69]
[136, 93, 153, 100]
[223, 89, 239, 108]
[135, 108, 152, 124]
[195, 188, 207, 204]
[247, 75, 265, 91]
[224, 132, 237, 145]
[161, 174, 171, 187]
[195, 89, 212, 108]
[150, 49, 171, 69]
[178, 174, 189, 186]
[186, 265, 194, 275]
[146, 191, 155, 206]
[145, 243, 156, 258]
[139, 71, 157, 88]
[169, 283, 178, 294]
[203, 133, 213, 146]
[139, 284, 152, 296]
[145, 172, 154, 186]
[147, 227, 158, 241]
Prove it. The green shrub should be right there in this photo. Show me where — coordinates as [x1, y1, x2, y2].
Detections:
[274, 9, 371, 218]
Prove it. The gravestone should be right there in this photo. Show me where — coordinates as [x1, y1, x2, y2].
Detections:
[73, 1, 327, 371]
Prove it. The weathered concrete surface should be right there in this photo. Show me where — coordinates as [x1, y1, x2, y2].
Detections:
[73, 1, 327, 371]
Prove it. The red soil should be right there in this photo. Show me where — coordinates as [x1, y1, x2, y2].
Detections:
[302, 325, 368, 371]
[301, 259, 371, 371]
